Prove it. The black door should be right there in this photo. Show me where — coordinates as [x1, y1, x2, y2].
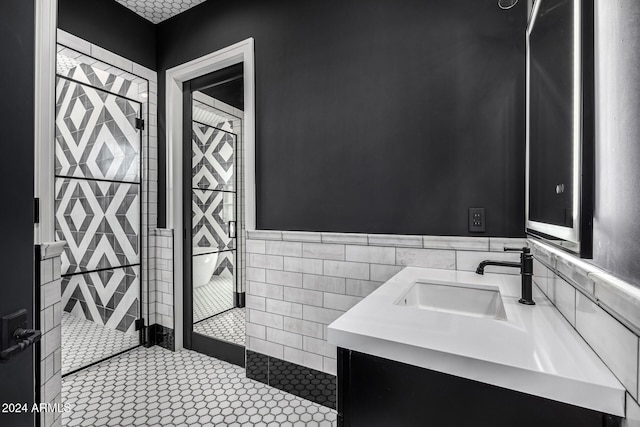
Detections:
[0, 0, 37, 426]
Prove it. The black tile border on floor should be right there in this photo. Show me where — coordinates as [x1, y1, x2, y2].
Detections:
[246, 350, 337, 410]
[246, 350, 268, 383]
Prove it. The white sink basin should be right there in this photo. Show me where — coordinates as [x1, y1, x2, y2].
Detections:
[395, 281, 507, 321]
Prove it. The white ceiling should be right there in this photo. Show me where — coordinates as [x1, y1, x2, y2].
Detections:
[115, 0, 207, 24]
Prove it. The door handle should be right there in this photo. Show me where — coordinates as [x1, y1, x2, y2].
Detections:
[1, 308, 42, 362]
[0, 328, 41, 361]
[228, 221, 236, 239]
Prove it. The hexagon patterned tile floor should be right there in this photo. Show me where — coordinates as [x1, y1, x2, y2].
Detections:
[62, 346, 337, 426]
[194, 308, 245, 346]
[193, 276, 234, 323]
[62, 312, 139, 375]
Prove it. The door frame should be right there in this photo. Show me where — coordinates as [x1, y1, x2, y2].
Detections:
[165, 38, 256, 351]
[34, 0, 57, 244]
[33, 0, 56, 419]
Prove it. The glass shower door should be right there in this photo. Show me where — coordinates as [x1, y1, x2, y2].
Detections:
[191, 114, 240, 342]
[54, 76, 142, 374]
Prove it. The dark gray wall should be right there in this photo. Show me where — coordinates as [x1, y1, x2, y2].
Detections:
[193, 63, 244, 110]
[58, 0, 156, 70]
[157, 0, 527, 236]
[593, 0, 640, 287]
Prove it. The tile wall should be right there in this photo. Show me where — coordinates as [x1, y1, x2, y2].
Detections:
[54, 59, 143, 333]
[530, 239, 640, 426]
[245, 231, 527, 376]
[53, 29, 173, 360]
[56, 29, 159, 337]
[192, 98, 237, 279]
[192, 92, 246, 295]
[150, 228, 174, 347]
[39, 241, 65, 427]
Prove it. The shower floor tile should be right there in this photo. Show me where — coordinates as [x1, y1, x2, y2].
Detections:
[62, 346, 337, 426]
[193, 275, 234, 322]
[62, 312, 139, 375]
[194, 308, 245, 346]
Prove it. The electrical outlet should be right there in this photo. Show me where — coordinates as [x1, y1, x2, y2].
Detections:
[469, 208, 485, 233]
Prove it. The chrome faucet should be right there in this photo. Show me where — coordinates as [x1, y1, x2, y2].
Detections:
[476, 247, 535, 305]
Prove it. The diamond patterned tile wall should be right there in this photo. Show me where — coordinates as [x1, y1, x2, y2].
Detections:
[55, 179, 140, 273]
[55, 77, 140, 183]
[192, 189, 234, 251]
[55, 59, 142, 337]
[191, 110, 237, 279]
[192, 122, 235, 192]
[214, 251, 235, 278]
[191, 122, 236, 259]
[61, 266, 140, 332]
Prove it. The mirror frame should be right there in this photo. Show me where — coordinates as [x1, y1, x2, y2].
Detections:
[525, 0, 594, 258]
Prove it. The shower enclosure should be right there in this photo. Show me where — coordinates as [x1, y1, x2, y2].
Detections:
[55, 47, 146, 374]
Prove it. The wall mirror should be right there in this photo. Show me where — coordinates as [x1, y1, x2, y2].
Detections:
[182, 64, 246, 367]
[526, 0, 594, 257]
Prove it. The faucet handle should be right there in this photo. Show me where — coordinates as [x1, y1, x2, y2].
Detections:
[503, 246, 530, 254]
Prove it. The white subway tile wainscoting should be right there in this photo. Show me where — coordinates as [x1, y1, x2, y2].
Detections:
[38, 241, 66, 427]
[245, 231, 525, 378]
[531, 239, 640, 423]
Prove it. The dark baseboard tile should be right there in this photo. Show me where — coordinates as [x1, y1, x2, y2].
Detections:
[148, 324, 175, 351]
[246, 350, 268, 383]
[246, 350, 337, 409]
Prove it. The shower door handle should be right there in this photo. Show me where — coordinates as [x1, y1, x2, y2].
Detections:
[228, 221, 236, 239]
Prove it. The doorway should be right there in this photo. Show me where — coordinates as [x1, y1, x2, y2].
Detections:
[183, 65, 246, 366]
[165, 37, 255, 353]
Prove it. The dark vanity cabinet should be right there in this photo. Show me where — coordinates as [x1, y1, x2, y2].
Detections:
[337, 348, 620, 427]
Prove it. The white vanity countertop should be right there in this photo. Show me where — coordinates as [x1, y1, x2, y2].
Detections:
[327, 267, 625, 416]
